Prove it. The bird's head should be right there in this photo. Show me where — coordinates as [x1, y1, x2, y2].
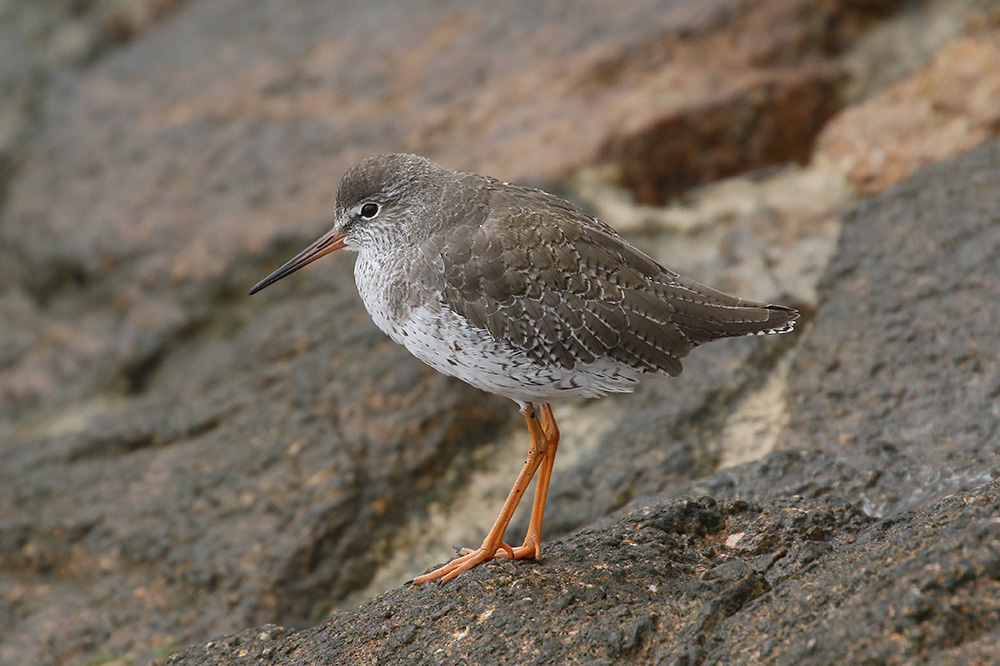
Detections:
[249, 153, 445, 295]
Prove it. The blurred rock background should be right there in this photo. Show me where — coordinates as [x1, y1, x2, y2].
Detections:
[1, 1, 999, 664]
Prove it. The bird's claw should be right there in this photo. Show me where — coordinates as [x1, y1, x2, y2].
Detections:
[415, 539, 537, 584]
[458, 541, 514, 559]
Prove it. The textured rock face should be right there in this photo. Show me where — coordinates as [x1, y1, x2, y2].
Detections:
[2, 0, 1000, 665]
[816, 34, 1000, 195]
[167, 138, 1000, 666]
[170, 484, 1000, 666]
[692, 139, 1000, 517]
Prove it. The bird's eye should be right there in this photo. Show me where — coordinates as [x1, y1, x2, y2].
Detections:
[360, 202, 380, 219]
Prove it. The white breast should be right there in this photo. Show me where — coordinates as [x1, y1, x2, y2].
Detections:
[352, 249, 643, 406]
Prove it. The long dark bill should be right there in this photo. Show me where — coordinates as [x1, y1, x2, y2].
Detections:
[248, 230, 348, 295]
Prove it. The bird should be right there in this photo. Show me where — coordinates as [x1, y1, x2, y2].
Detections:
[249, 153, 798, 584]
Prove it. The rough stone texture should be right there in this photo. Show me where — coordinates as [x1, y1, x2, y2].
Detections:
[0, 0, 189, 158]
[690, 139, 1000, 519]
[1, 0, 900, 422]
[0, 1, 881, 663]
[2, 0, 1000, 665]
[169, 496, 875, 665]
[166, 139, 1000, 666]
[169, 483, 1000, 666]
[816, 32, 1000, 195]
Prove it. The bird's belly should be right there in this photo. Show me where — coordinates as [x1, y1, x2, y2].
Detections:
[380, 303, 643, 406]
[354, 252, 643, 404]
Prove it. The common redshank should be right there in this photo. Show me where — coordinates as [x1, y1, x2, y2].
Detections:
[249, 153, 798, 584]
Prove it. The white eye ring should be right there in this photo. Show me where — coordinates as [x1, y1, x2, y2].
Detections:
[359, 202, 380, 219]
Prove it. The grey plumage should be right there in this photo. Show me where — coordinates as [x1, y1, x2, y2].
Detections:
[254, 152, 797, 402]
[387, 157, 797, 384]
[249, 152, 800, 584]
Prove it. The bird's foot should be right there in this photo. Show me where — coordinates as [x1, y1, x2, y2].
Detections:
[414, 538, 541, 584]
[457, 541, 514, 558]
[413, 546, 502, 584]
[509, 538, 541, 561]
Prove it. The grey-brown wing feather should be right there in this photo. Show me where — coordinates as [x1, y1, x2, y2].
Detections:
[428, 183, 796, 376]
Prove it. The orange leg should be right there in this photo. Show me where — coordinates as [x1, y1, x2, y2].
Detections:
[412, 401, 559, 584]
[511, 403, 559, 560]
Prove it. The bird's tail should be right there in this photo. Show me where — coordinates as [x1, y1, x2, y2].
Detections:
[666, 276, 799, 346]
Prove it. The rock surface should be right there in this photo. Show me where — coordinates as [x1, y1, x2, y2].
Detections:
[691, 138, 1000, 518]
[2, 0, 1000, 665]
[171, 484, 1000, 666]
[816, 31, 1000, 194]
[168, 136, 1000, 666]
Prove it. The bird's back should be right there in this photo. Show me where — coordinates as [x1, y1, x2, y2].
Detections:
[415, 176, 796, 383]
[337, 159, 796, 403]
